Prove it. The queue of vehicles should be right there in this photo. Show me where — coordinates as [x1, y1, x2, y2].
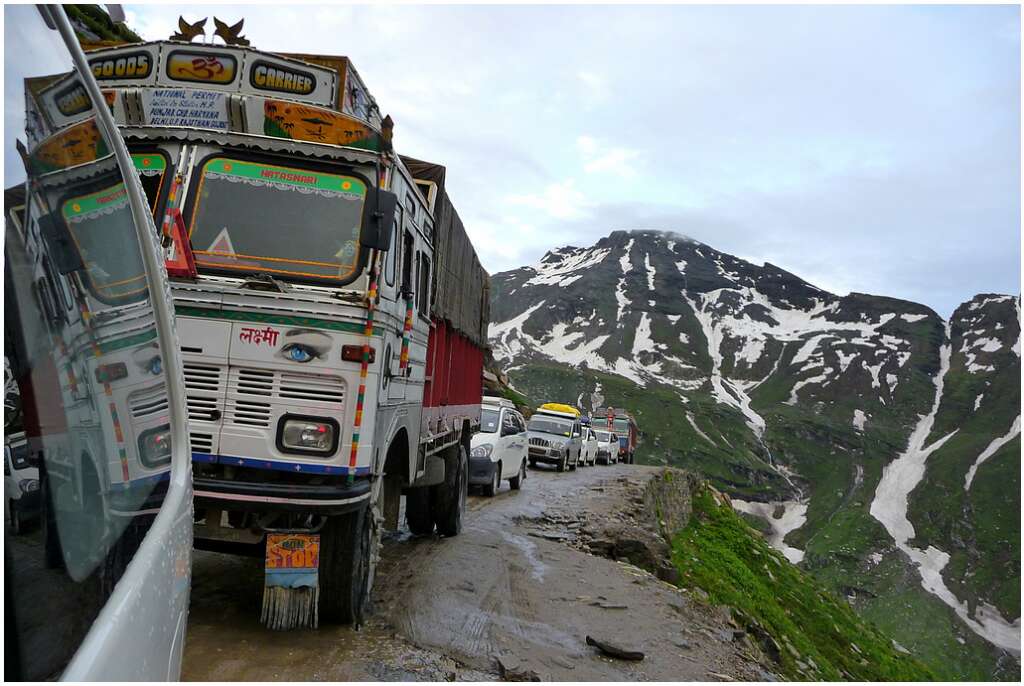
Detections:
[467, 398, 639, 496]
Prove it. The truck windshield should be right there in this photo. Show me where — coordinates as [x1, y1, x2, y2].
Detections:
[480, 409, 499, 433]
[63, 182, 148, 303]
[188, 157, 367, 283]
[613, 418, 630, 433]
[527, 416, 572, 437]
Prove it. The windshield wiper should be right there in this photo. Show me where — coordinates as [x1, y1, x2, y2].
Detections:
[238, 273, 291, 293]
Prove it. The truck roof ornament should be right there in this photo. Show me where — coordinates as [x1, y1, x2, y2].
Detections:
[213, 17, 249, 46]
[170, 16, 206, 42]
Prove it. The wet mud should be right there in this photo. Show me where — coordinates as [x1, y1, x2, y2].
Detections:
[184, 464, 769, 681]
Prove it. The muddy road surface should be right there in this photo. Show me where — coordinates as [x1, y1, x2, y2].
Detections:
[184, 464, 769, 681]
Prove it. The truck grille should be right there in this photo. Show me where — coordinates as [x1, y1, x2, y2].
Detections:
[190, 432, 214, 453]
[128, 387, 169, 419]
[184, 363, 223, 421]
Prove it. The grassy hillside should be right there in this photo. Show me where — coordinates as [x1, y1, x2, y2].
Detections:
[672, 484, 936, 681]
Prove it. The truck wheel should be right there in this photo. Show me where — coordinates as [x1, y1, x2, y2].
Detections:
[509, 461, 526, 491]
[483, 464, 499, 497]
[320, 507, 373, 626]
[432, 444, 467, 537]
[405, 488, 434, 536]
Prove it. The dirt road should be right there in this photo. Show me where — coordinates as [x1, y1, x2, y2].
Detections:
[183, 464, 770, 681]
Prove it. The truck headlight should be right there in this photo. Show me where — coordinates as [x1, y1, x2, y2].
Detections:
[19, 479, 38, 494]
[138, 426, 172, 468]
[470, 444, 493, 459]
[279, 416, 337, 455]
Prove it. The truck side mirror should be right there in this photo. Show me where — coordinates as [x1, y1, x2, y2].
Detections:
[38, 212, 84, 274]
[360, 189, 397, 252]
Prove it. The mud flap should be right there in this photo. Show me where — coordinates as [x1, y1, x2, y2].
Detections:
[261, 532, 321, 630]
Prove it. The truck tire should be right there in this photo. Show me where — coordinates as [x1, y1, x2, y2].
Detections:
[405, 488, 434, 536]
[432, 444, 467, 537]
[320, 507, 373, 626]
[483, 463, 499, 497]
[509, 461, 525, 490]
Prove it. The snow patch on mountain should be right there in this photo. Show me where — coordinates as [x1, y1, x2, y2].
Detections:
[853, 409, 868, 431]
[964, 415, 1021, 491]
[687, 412, 716, 445]
[731, 499, 808, 564]
[524, 247, 610, 287]
[870, 325, 1021, 653]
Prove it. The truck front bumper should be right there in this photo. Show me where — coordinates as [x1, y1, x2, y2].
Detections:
[193, 475, 371, 515]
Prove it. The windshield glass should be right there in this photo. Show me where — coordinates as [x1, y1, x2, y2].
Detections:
[595, 430, 611, 442]
[613, 417, 630, 433]
[188, 157, 367, 283]
[63, 182, 148, 303]
[480, 408, 499, 434]
[527, 416, 572, 437]
[132, 152, 166, 213]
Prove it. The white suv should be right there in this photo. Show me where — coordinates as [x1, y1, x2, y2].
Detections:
[580, 427, 599, 466]
[470, 398, 528, 496]
[593, 429, 619, 465]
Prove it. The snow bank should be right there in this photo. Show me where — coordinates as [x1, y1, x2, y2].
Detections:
[731, 499, 808, 564]
[964, 416, 1021, 490]
[870, 325, 1021, 653]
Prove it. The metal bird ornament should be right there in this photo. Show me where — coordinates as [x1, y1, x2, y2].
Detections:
[170, 16, 206, 42]
[213, 17, 250, 46]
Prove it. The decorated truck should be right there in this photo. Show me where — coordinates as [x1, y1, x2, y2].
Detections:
[79, 23, 490, 627]
[595, 406, 639, 464]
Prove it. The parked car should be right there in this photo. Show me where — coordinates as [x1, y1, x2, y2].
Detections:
[4, 433, 38, 535]
[470, 397, 528, 496]
[526, 404, 583, 471]
[594, 429, 619, 465]
[580, 427, 599, 466]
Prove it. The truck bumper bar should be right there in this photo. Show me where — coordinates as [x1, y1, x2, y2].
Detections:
[193, 476, 371, 515]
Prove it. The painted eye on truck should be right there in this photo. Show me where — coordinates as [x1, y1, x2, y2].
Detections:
[277, 329, 331, 363]
[281, 343, 317, 363]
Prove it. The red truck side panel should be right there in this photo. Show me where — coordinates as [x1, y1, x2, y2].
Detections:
[424, 319, 483, 409]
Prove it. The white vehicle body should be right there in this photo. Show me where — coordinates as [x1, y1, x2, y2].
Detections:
[470, 397, 528, 495]
[593, 429, 619, 465]
[580, 427, 599, 466]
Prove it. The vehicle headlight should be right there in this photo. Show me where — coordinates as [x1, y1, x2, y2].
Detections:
[139, 426, 172, 468]
[19, 479, 38, 494]
[280, 417, 336, 454]
[470, 444, 493, 459]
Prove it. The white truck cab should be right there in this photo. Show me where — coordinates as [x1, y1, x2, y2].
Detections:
[470, 397, 527, 496]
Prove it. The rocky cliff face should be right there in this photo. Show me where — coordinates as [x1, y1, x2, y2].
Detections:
[488, 229, 1020, 680]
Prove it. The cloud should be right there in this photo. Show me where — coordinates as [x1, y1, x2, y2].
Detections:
[506, 179, 590, 221]
[576, 136, 642, 177]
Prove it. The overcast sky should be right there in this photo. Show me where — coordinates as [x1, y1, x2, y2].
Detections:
[126, 3, 1020, 317]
